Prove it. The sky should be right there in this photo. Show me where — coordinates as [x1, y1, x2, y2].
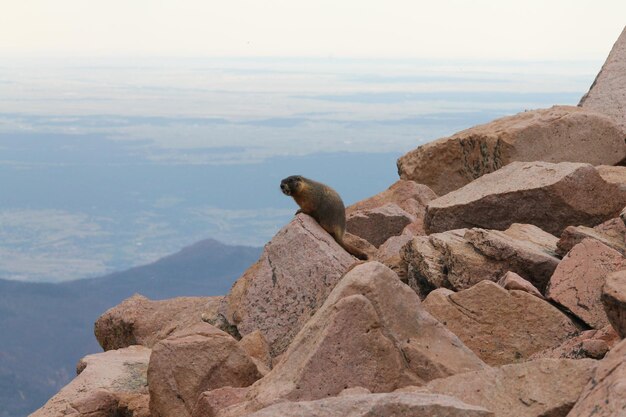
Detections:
[1, 0, 625, 60]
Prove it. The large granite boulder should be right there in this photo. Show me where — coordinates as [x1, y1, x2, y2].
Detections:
[346, 180, 437, 246]
[602, 270, 626, 338]
[398, 106, 626, 195]
[244, 393, 494, 417]
[212, 262, 485, 417]
[30, 346, 151, 417]
[403, 224, 560, 295]
[95, 294, 220, 350]
[148, 323, 263, 417]
[420, 358, 596, 417]
[424, 161, 626, 236]
[567, 338, 626, 416]
[422, 281, 580, 365]
[221, 214, 355, 357]
[579, 26, 626, 133]
[546, 239, 626, 329]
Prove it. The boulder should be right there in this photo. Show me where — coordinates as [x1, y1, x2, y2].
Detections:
[147, 323, 263, 417]
[421, 358, 596, 417]
[557, 219, 626, 257]
[531, 326, 619, 360]
[95, 294, 220, 350]
[373, 233, 413, 281]
[343, 231, 378, 259]
[398, 106, 626, 195]
[596, 165, 626, 192]
[497, 271, 544, 299]
[464, 224, 560, 291]
[346, 203, 414, 247]
[425, 161, 626, 235]
[579, 26, 626, 133]
[346, 180, 437, 246]
[402, 224, 559, 295]
[422, 281, 580, 365]
[546, 239, 626, 329]
[221, 214, 355, 357]
[403, 229, 503, 296]
[238, 330, 272, 374]
[30, 346, 151, 417]
[216, 262, 486, 416]
[567, 338, 626, 417]
[602, 270, 626, 338]
[243, 393, 494, 417]
[193, 387, 250, 417]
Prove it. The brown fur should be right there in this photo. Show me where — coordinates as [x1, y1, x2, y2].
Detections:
[280, 175, 368, 260]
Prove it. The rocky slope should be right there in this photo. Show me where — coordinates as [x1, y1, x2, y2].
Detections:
[30, 27, 626, 417]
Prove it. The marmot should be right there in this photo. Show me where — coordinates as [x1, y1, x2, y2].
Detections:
[280, 175, 368, 260]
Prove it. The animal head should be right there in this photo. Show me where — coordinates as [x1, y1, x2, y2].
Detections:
[280, 175, 305, 196]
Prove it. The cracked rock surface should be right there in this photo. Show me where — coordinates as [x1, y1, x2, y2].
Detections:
[402, 224, 560, 296]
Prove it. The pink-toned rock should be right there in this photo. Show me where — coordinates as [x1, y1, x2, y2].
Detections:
[398, 106, 626, 195]
[192, 387, 250, 417]
[546, 239, 626, 329]
[222, 214, 355, 357]
[343, 231, 378, 259]
[596, 165, 626, 192]
[422, 281, 580, 365]
[346, 203, 414, 247]
[345, 180, 437, 245]
[424, 161, 626, 236]
[579, 26, 626, 133]
[347, 180, 437, 223]
[621, 206, 626, 226]
[422, 358, 596, 417]
[148, 323, 263, 417]
[217, 262, 485, 417]
[402, 224, 559, 295]
[373, 232, 413, 281]
[30, 346, 151, 417]
[557, 220, 626, 257]
[531, 326, 619, 360]
[464, 224, 560, 291]
[403, 229, 502, 296]
[243, 393, 494, 417]
[602, 270, 626, 338]
[497, 271, 544, 299]
[238, 330, 272, 374]
[567, 338, 626, 417]
[95, 294, 221, 350]
[116, 394, 151, 417]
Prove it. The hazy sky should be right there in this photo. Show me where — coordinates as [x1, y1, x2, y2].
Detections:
[2, 0, 625, 60]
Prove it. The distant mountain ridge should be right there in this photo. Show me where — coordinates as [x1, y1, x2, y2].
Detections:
[0, 239, 262, 417]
